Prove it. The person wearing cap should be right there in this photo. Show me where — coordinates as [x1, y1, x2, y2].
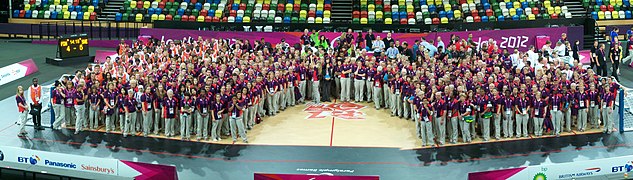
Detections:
[515, 90, 529, 138]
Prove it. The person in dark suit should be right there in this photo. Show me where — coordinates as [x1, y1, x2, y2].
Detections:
[610, 43, 622, 81]
[321, 58, 334, 102]
[596, 43, 607, 77]
[572, 40, 580, 61]
[590, 41, 598, 70]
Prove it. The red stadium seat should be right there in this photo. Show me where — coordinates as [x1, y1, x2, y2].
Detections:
[384, 5, 391, 12]
[309, 10, 316, 17]
[205, 16, 212, 22]
[353, 11, 360, 18]
[90, 12, 96, 20]
[188, 15, 196, 21]
[182, 15, 189, 21]
[471, 9, 478, 17]
[432, 17, 439, 24]
[73, 0, 79, 6]
[222, 17, 227, 22]
[277, 4, 284, 11]
[551, 13, 558, 19]
[407, 12, 414, 19]
[159, 2, 165, 8]
[19, 10, 25, 18]
[324, 4, 331, 11]
[399, 18, 407, 24]
[263, 4, 270, 10]
[212, 16, 219, 22]
[532, 7, 539, 15]
[600, 5, 607, 12]
[165, 14, 173, 20]
[230, 10, 236, 17]
[239, 3, 246, 10]
[474, 15, 481, 22]
[294, 4, 300, 11]
[200, 9, 208, 16]
[137, 1, 143, 8]
[360, 11, 367, 18]
[375, 0, 381, 5]
[486, 9, 493, 16]
[608, 5, 614, 12]
[191, 0, 197, 4]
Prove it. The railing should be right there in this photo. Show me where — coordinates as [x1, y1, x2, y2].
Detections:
[29, 21, 151, 41]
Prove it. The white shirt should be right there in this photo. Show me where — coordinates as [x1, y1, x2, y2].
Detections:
[527, 50, 538, 64]
[510, 53, 520, 67]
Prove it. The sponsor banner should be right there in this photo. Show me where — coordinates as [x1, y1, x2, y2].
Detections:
[94, 50, 117, 64]
[0, 58, 38, 86]
[0, 146, 177, 180]
[140, 27, 570, 52]
[254, 173, 380, 180]
[469, 155, 633, 180]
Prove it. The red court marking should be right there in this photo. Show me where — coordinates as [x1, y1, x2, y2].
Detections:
[330, 99, 336, 146]
[571, 130, 578, 135]
[2, 133, 628, 167]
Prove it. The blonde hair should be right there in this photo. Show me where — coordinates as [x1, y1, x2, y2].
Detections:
[16, 86, 23, 96]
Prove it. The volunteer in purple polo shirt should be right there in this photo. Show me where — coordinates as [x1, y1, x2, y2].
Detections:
[211, 93, 224, 141]
[532, 92, 546, 137]
[51, 81, 66, 130]
[163, 89, 178, 137]
[123, 89, 138, 137]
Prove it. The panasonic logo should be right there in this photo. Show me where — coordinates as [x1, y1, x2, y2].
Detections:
[44, 160, 77, 169]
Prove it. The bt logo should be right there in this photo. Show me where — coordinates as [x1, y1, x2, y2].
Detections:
[612, 161, 633, 173]
[17, 155, 40, 165]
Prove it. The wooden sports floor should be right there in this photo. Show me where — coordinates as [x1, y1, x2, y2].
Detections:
[64, 101, 604, 149]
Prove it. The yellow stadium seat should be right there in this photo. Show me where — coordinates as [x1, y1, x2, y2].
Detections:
[407, 5, 413, 12]
[83, 12, 90, 20]
[547, 7, 554, 14]
[135, 13, 142, 22]
[243, 16, 251, 22]
[63, 11, 70, 19]
[130, 1, 136, 8]
[196, 15, 204, 22]
[54, 0, 60, 5]
[598, 11, 605, 19]
[25, 4, 31, 11]
[158, 14, 165, 20]
[385, 17, 392, 24]
[441, 17, 448, 23]
[376, 10, 382, 19]
[368, 4, 374, 11]
[143, 1, 150, 9]
[316, 17, 322, 23]
[152, 14, 159, 21]
[62, 5, 67, 12]
[544, 0, 551, 8]
[300, 10, 306, 18]
[324, 10, 330, 18]
[554, 6, 561, 14]
[88, 5, 94, 13]
[528, 14, 535, 20]
[444, 4, 451, 11]
[509, 8, 516, 16]
[361, 17, 367, 24]
[454, 10, 461, 19]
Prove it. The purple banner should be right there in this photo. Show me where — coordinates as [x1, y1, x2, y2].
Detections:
[94, 50, 117, 63]
[141, 27, 574, 52]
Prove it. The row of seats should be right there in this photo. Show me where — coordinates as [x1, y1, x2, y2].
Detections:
[115, 13, 332, 23]
[13, 0, 104, 20]
[13, 10, 97, 20]
[586, 0, 633, 20]
[353, 12, 571, 24]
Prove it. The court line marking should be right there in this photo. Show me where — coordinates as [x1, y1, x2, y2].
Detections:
[0, 123, 16, 134]
[330, 98, 337, 147]
[4, 134, 629, 167]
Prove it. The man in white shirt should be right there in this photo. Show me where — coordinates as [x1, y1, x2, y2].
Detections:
[527, 46, 539, 64]
[510, 49, 520, 67]
[554, 41, 566, 57]
[372, 36, 385, 56]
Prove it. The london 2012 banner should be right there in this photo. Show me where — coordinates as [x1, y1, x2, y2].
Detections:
[140, 27, 577, 52]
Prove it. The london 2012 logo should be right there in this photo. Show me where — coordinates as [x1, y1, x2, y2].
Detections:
[304, 102, 366, 120]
